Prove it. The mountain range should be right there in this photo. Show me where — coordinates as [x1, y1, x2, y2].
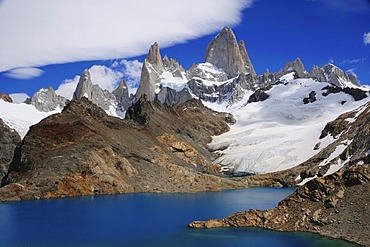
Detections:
[1, 26, 369, 245]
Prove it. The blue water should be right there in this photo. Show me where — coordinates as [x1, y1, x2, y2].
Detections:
[0, 188, 356, 246]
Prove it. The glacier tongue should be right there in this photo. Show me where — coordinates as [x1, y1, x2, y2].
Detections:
[205, 78, 370, 174]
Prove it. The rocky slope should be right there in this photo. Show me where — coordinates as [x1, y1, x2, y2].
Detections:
[189, 164, 370, 246]
[0, 119, 21, 181]
[0, 98, 247, 202]
[189, 102, 370, 245]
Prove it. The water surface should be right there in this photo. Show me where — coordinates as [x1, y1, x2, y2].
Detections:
[0, 188, 356, 246]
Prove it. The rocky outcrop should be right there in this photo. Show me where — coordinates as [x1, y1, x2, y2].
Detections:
[205, 26, 255, 79]
[112, 79, 131, 111]
[321, 85, 368, 101]
[0, 93, 13, 103]
[0, 119, 21, 182]
[189, 164, 370, 246]
[157, 87, 192, 105]
[135, 42, 164, 101]
[73, 69, 118, 112]
[30, 86, 67, 112]
[0, 98, 248, 202]
[281, 58, 309, 79]
[310, 64, 360, 88]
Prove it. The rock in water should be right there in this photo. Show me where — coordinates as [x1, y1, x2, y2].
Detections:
[0, 119, 21, 182]
[188, 164, 370, 246]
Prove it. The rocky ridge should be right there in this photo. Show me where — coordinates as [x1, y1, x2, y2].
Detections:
[0, 98, 247, 202]
[189, 164, 370, 246]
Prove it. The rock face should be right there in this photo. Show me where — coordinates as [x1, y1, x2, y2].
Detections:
[30, 86, 67, 112]
[205, 26, 255, 78]
[310, 64, 360, 88]
[112, 79, 131, 111]
[73, 70, 118, 112]
[189, 164, 370, 246]
[135, 42, 164, 102]
[282, 58, 309, 79]
[0, 119, 21, 181]
[0, 98, 247, 201]
[0, 93, 13, 103]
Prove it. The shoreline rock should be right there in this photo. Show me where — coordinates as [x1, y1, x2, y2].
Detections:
[188, 164, 370, 247]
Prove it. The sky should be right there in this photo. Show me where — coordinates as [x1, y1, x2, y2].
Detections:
[0, 0, 369, 102]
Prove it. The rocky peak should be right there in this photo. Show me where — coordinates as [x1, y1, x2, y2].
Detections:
[310, 64, 360, 88]
[0, 93, 13, 103]
[282, 58, 309, 78]
[113, 79, 131, 111]
[73, 69, 93, 100]
[147, 42, 163, 68]
[162, 55, 186, 79]
[73, 70, 118, 112]
[238, 40, 256, 77]
[205, 26, 249, 78]
[30, 86, 67, 112]
[135, 43, 165, 102]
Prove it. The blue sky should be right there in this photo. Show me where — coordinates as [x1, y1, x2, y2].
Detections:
[0, 0, 369, 102]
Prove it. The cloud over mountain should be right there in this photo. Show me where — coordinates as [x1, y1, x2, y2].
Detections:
[0, 0, 252, 73]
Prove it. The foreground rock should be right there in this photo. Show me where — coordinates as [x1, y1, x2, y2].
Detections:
[0, 119, 21, 181]
[189, 164, 370, 246]
[0, 98, 247, 202]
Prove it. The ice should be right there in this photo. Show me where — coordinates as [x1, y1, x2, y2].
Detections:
[0, 100, 61, 139]
[206, 78, 370, 173]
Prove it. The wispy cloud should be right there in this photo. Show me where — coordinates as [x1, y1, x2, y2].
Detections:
[4, 67, 44, 79]
[364, 32, 370, 45]
[0, 0, 253, 73]
[340, 57, 367, 65]
[310, 0, 370, 14]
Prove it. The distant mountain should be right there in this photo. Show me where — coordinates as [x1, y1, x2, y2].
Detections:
[0, 26, 368, 177]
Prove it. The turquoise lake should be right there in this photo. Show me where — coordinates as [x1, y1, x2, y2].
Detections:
[0, 188, 357, 246]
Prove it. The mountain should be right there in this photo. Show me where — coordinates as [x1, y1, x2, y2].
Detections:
[73, 69, 123, 117]
[29, 86, 67, 112]
[0, 97, 247, 201]
[188, 100, 370, 245]
[0, 26, 368, 177]
[205, 26, 256, 78]
[208, 72, 368, 175]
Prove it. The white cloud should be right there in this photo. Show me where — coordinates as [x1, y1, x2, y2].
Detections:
[56, 65, 123, 100]
[55, 75, 80, 100]
[4, 67, 44, 79]
[0, 0, 253, 73]
[9, 93, 30, 103]
[364, 32, 370, 45]
[340, 57, 367, 64]
[120, 59, 143, 94]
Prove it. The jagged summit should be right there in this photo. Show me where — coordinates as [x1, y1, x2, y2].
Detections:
[146, 42, 163, 67]
[30, 86, 67, 112]
[204, 26, 255, 78]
